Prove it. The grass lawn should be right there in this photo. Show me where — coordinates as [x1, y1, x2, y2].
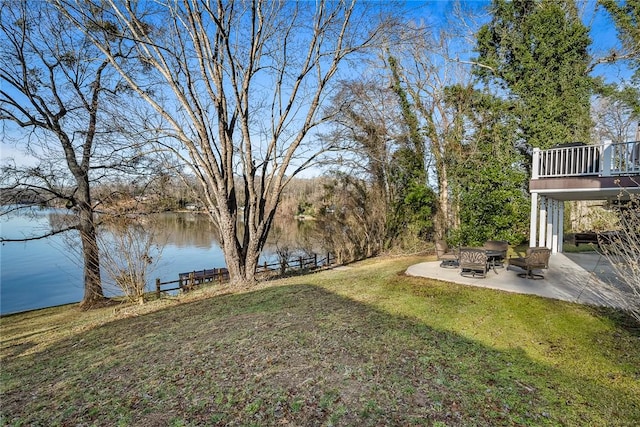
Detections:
[1, 255, 639, 426]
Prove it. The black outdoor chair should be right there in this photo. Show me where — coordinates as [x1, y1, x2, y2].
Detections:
[507, 247, 551, 279]
[435, 239, 458, 268]
[459, 247, 488, 278]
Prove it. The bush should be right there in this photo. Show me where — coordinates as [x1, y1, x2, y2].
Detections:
[99, 217, 163, 304]
[597, 192, 640, 324]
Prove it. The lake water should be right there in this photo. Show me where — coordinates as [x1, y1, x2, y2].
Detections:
[0, 208, 312, 315]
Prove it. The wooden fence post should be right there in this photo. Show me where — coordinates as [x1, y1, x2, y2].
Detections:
[156, 278, 161, 298]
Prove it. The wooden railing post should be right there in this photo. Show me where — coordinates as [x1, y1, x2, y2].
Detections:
[531, 147, 540, 179]
[602, 140, 612, 176]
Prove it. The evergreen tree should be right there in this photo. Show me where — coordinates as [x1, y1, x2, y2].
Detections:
[448, 87, 530, 246]
[475, 0, 594, 149]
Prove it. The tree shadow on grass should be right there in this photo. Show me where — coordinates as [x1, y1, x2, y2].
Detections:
[2, 284, 639, 426]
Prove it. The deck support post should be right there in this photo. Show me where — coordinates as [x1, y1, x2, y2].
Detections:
[550, 199, 559, 254]
[558, 201, 564, 253]
[538, 196, 547, 248]
[529, 192, 539, 248]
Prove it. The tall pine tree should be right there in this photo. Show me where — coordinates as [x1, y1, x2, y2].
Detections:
[475, 0, 594, 149]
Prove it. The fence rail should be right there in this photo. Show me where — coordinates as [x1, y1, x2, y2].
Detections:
[532, 140, 640, 179]
[154, 252, 335, 297]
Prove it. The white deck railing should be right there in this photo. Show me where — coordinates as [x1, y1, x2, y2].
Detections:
[532, 141, 640, 179]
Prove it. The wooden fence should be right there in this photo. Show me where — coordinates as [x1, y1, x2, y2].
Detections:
[155, 252, 335, 297]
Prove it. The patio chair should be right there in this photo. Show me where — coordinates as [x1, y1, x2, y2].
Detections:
[459, 247, 488, 278]
[435, 239, 458, 268]
[507, 247, 551, 280]
[483, 240, 509, 268]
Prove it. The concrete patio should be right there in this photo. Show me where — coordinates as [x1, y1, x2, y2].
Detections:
[406, 252, 629, 309]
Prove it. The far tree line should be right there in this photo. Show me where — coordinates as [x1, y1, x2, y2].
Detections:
[1, 0, 638, 308]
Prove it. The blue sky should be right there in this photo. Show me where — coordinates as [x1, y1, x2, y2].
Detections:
[1, 0, 634, 170]
[409, 0, 632, 83]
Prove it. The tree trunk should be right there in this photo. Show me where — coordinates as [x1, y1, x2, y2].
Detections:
[76, 181, 104, 308]
[79, 231, 103, 307]
[221, 241, 260, 285]
[435, 162, 450, 240]
[217, 208, 262, 286]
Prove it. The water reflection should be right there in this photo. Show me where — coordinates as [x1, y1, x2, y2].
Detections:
[148, 212, 324, 255]
[0, 209, 325, 314]
[151, 212, 220, 249]
[135, 212, 322, 253]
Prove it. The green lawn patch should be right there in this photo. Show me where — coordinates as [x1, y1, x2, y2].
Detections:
[1, 256, 638, 426]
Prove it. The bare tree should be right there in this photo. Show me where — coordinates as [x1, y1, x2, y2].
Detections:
[390, 25, 475, 240]
[592, 93, 639, 143]
[0, 1, 141, 307]
[321, 78, 400, 229]
[59, 0, 389, 285]
[315, 173, 388, 263]
[597, 190, 640, 324]
[98, 216, 164, 305]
